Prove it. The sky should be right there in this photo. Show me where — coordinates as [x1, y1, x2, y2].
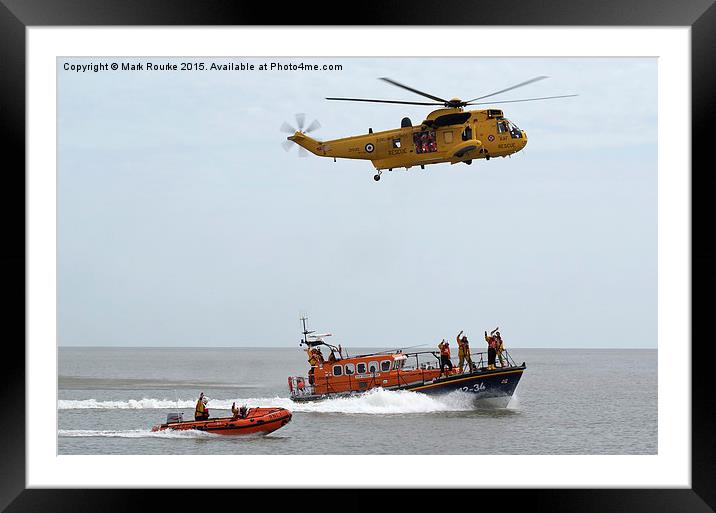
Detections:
[57, 57, 657, 348]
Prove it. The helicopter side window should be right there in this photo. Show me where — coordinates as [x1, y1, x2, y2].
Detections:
[461, 126, 473, 141]
[392, 138, 401, 149]
[413, 130, 437, 154]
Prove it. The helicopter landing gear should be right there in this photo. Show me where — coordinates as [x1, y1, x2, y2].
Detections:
[464, 160, 472, 165]
[374, 170, 382, 181]
[485, 153, 491, 161]
[420, 165, 425, 170]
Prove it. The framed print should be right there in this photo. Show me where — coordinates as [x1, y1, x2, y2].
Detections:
[2, 0, 714, 511]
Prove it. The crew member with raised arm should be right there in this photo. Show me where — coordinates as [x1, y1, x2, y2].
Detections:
[484, 328, 498, 370]
[456, 330, 476, 373]
[495, 331, 507, 367]
[195, 392, 209, 421]
[438, 339, 453, 377]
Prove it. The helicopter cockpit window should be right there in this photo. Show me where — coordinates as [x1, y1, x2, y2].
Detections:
[413, 130, 437, 154]
[461, 125, 473, 141]
[392, 138, 402, 149]
[507, 121, 523, 139]
[496, 120, 509, 134]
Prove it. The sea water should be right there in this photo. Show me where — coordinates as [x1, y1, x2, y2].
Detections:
[57, 347, 656, 455]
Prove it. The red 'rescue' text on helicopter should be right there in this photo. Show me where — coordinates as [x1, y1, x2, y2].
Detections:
[282, 76, 577, 181]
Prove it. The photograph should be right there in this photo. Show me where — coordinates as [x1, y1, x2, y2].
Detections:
[57, 56, 657, 456]
[4, 6, 711, 508]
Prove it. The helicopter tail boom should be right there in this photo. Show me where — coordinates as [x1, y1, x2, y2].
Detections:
[287, 132, 326, 156]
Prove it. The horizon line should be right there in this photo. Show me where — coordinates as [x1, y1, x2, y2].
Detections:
[58, 345, 657, 350]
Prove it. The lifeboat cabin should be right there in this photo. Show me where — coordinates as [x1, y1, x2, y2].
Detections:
[287, 318, 526, 407]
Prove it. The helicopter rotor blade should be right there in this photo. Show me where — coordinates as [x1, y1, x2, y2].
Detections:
[282, 139, 295, 152]
[304, 119, 321, 133]
[326, 97, 441, 106]
[298, 146, 309, 158]
[379, 77, 448, 103]
[295, 113, 306, 132]
[465, 76, 550, 103]
[465, 94, 578, 106]
[280, 122, 297, 134]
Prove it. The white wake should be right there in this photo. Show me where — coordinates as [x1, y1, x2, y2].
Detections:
[58, 429, 218, 439]
[58, 389, 479, 414]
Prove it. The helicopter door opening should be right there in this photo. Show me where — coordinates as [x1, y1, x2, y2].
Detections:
[461, 125, 473, 141]
[413, 130, 437, 154]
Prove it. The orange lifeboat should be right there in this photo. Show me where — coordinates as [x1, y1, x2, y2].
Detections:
[288, 317, 526, 407]
[151, 407, 292, 435]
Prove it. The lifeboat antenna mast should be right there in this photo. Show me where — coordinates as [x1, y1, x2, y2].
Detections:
[300, 315, 313, 346]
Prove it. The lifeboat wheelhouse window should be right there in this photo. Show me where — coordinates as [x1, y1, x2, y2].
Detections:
[345, 363, 355, 375]
[380, 360, 391, 372]
[393, 359, 404, 370]
[333, 365, 343, 376]
[357, 362, 367, 374]
[368, 362, 379, 373]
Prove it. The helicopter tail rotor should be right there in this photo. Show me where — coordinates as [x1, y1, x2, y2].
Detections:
[281, 113, 321, 156]
[281, 113, 321, 135]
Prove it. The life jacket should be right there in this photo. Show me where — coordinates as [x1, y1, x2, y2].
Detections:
[457, 336, 469, 352]
[307, 349, 318, 366]
[439, 343, 450, 357]
[195, 400, 206, 418]
[486, 336, 497, 349]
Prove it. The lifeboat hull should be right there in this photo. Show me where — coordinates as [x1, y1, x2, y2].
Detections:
[151, 407, 292, 435]
[291, 365, 525, 406]
[404, 365, 525, 407]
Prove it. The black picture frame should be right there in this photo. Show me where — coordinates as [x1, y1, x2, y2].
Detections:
[2, 1, 713, 511]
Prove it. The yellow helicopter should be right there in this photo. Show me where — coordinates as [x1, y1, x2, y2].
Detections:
[282, 76, 577, 181]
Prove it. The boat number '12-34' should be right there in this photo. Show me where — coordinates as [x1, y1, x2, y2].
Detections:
[462, 383, 486, 393]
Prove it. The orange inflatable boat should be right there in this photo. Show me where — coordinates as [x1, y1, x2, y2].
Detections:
[151, 407, 292, 435]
